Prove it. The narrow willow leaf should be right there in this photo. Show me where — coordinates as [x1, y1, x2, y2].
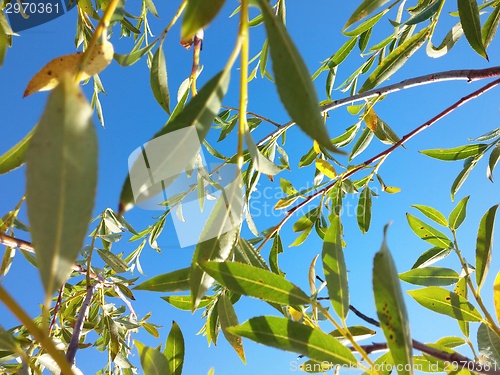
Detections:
[26, 76, 97, 296]
[165, 321, 184, 375]
[227, 316, 357, 366]
[200, 261, 310, 305]
[315, 159, 336, 179]
[274, 195, 299, 210]
[280, 178, 298, 195]
[257, 0, 337, 152]
[435, 336, 466, 348]
[454, 277, 469, 337]
[404, 0, 443, 25]
[420, 144, 487, 161]
[135, 340, 170, 375]
[134, 268, 190, 292]
[482, 4, 500, 48]
[477, 323, 500, 365]
[458, 0, 488, 59]
[234, 238, 269, 270]
[161, 295, 213, 311]
[426, 22, 463, 58]
[487, 143, 500, 181]
[448, 196, 469, 230]
[150, 45, 170, 114]
[359, 27, 429, 93]
[399, 267, 459, 286]
[190, 179, 241, 310]
[408, 287, 482, 321]
[406, 213, 453, 249]
[412, 247, 452, 269]
[373, 226, 413, 375]
[476, 204, 499, 291]
[411, 204, 448, 227]
[181, 0, 226, 43]
[451, 157, 480, 201]
[246, 133, 282, 175]
[357, 187, 372, 234]
[289, 227, 312, 247]
[494, 271, 500, 324]
[344, 9, 389, 36]
[219, 294, 246, 363]
[293, 207, 320, 233]
[349, 127, 374, 161]
[269, 234, 284, 276]
[114, 41, 156, 66]
[322, 215, 349, 320]
[0, 126, 35, 175]
[344, 0, 391, 30]
[119, 70, 230, 213]
[329, 37, 357, 67]
[331, 124, 359, 148]
[97, 249, 128, 273]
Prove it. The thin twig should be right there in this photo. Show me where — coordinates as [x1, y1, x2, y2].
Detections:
[66, 285, 95, 364]
[256, 78, 500, 252]
[221, 105, 282, 128]
[48, 286, 64, 335]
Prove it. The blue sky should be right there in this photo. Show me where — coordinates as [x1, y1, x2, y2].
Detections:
[1, 1, 500, 374]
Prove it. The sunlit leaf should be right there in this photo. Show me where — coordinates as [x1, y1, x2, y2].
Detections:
[344, 0, 392, 30]
[234, 238, 269, 270]
[426, 22, 463, 58]
[477, 323, 500, 365]
[0, 126, 35, 175]
[315, 159, 336, 179]
[454, 277, 469, 337]
[257, 0, 338, 152]
[97, 249, 128, 273]
[448, 196, 469, 230]
[406, 213, 453, 249]
[494, 271, 500, 324]
[476, 204, 499, 291]
[420, 144, 487, 161]
[408, 287, 482, 321]
[322, 214, 349, 320]
[26, 76, 97, 296]
[451, 157, 481, 201]
[150, 45, 170, 114]
[135, 340, 170, 375]
[399, 267, 459, 286]
[458, 0, 488, 59]
[373, 225, 413, 375]
[246, 133, 282, 175]
[487, 143, 500, 182]
[411, 204, 448, 227]
[293, 207, 320, 233]
[359, 27, 429, 93]
[357, 187, 372, 234]
[349, 127, 374, 161]
[134, 268, 190, 292]
[200, 261, 310, 305]
[114, 41, 156, 66]
[161, 295, 213, 311]
[269, 234, 285, 276]
[181, 0, 226, 43]
[227, 316, 357, 366]
[165, 321, 184, 375]
[412, 247, 452, 269]
[219, 294, 246, 363]
[482, 3, 500, 48]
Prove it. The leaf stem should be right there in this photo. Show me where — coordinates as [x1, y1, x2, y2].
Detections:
[0, 285, 76, 375]
[237, 0, 250, 171]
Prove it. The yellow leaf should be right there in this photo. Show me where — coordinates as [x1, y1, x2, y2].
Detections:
[494, 271, 500, 324]
[364, 108, 378, 132]
[384, 186, 401, 194]
[24, 40, 114, 97]
[313, 140, 321, 155]
[315, 159, 336, 179]
[288, 306, 303, 322]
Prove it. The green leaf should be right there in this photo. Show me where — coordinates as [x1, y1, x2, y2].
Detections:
[26, 76, 97, 296]
[448, 196, 469, 230]
[0, 125, 35, 175]
[150, 45, 170, 114]
[359, 27, 429, 93]
[200, 261, 310, 305]
[399, 267, 459, 286]
[435, 336, 466, 348]
[357, 187, 372, 234]
[458, 0, 488, 59]
[477, 323, 500, 365]
[165, 321, 184, 375]
[408, 286, 482, 321]
[97, 249, 128, 273]
[454, 277, 469, 337]
[420, 144, 487, 161]
[406, 213, 453, 249]
[344, 0, 391, 30]
[404, 0, 443, 25]
[322, 215, 349, 320]
[349, 127, 374, 161]
[411, 204, 448, 227]
[135, 340, 170, 375]
[289, 227, 313, 247]
[246, 133, 282, 175]
[234, 238, 269, 270]
[487, 143, 500, 182]
[280, 178, 298, 196]
[476, 204, 499, 291]
[293, 207, 320, 233]
[426, 22, 463, 58]
[190, 178, 241, 310]
[412, 247, 452, 269]
[269, 234, 285, 276]
[119, 70, 230, 213]
[257, 0, 337, 152]
[134, 268, 190, 292]
[161, 295, 213, 311]
[219, 294, 246, 363]
[227, 316, 357, 366]
[482, 3, 500, 48]
[344, 9, 389, 36]
[114, 41, 157, 66]
[373, 226, 413, 375]
[451, 157, 481, 201]
[181, 0, 226, 43]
